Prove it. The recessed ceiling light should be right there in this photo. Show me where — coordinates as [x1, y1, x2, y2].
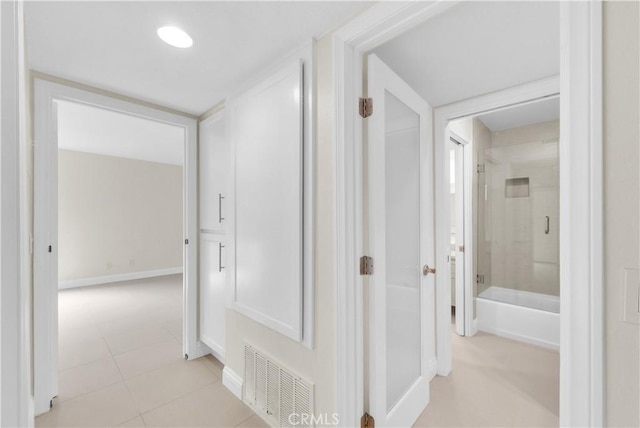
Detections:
[157, 26, 193, 48]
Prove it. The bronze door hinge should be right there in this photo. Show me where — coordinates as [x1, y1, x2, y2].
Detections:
[361, 412, 374, 428]
[359, 97, 373, 118]
[360, 256, 374, 275]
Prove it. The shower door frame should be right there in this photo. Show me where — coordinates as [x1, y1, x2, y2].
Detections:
[334, 1, 603, 427]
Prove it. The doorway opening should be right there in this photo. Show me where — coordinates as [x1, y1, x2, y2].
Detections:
[33, 79, 201, 416]
[447, 126, 470, 337]
[54, 99, 185, 402]
[337, 1, 602, 427]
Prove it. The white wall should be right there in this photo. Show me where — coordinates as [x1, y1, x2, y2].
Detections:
[58, 150, 182, 284]
[603, 2, 640, 426]
[224, 35, 336, 416]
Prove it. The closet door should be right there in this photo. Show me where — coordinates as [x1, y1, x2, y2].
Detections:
[199, 234, 226, 360]
[200, 113, 227, 233]
[198, 111, 227, 362]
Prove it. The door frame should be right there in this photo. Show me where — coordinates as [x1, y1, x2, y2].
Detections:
[447, 129, 472, 338]
[434, 77, 561, 375]
[1, 0, 33, 425]
[33, 78, 203, 416]
[334, 1, 603, 427]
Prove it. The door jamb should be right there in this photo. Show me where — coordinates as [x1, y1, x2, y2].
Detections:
[447, 129, 473, 338]
[32, 78, 203, 416]
[334, 1, 603, 427]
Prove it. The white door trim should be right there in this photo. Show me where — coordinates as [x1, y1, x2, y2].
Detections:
[32, 78, 202, 416]
[334, 1, 603, 427]
[1, 0, 33, 425]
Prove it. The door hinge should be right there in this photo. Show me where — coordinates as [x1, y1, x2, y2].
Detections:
[459, 245, 465, 253]
[359, 97, 373, 118]
[184, 239, 189, 245]
[477, 163, 485, 173]
[360, 256, 374, 275]
[361, 412, 374, 428]
[48, 245, 52, 253]
[476, 274, 485, 284]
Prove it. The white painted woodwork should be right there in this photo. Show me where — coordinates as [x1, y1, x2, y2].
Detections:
[366, 54, 434, 427]
[199, 113, 227, 233]
[198, 110, 227, 362]
[1, 0, 33, 425]
[199, 234, 226, 362]
[229, 59, 304, 342]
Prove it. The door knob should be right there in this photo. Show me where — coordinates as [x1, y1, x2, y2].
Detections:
[423, 265, 436, 276]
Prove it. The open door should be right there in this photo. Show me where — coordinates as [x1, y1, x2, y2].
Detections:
[365, 54, 435, 427]
[450, 138, 466, 336]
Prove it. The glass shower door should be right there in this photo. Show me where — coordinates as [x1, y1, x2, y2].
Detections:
[475, 136, 560, 312]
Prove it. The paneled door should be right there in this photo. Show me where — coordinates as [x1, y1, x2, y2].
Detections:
[365, 54, 435, 427]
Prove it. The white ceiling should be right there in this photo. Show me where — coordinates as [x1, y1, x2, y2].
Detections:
[477, 96, 560, 132]
[25, 1, 371, 116]
[57, 100, 185, 165]
[372, 1, 560, 108]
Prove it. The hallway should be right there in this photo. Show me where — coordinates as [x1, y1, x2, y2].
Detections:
[35, 276, 264, 427]
[414, 322, 559, 427]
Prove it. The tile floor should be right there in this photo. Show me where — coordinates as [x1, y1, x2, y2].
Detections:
[414, 315, 560, 427]
[36, 275, 265, 428]
[39, 275, 559, 427]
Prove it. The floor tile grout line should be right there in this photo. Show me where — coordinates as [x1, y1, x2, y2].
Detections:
[234, 413, 257, 427]
[137, 379, 221, 418]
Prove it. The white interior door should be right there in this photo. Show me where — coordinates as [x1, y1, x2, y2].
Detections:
[366, 54, 435, 427]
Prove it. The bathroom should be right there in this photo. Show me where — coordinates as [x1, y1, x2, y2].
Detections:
[450, 97, 560, 349]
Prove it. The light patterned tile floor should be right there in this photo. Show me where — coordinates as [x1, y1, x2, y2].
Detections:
[36, 275, 266, 428]
[413, 314, 560, 427]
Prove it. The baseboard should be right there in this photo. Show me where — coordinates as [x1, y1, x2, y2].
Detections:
[479, 325, 559, 350]
[58, 267, 183, 289]
[223, 366, 243, 400]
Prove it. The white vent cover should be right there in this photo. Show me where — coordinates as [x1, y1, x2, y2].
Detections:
[244, 345, 314, 427]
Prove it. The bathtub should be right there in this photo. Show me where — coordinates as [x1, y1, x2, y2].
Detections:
[477, 286, 560, 350]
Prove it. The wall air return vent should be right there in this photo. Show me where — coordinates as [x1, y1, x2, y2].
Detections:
[244, 345, 314, 427]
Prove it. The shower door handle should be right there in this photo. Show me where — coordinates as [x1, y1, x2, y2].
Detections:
[545, 216, 550, 234]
